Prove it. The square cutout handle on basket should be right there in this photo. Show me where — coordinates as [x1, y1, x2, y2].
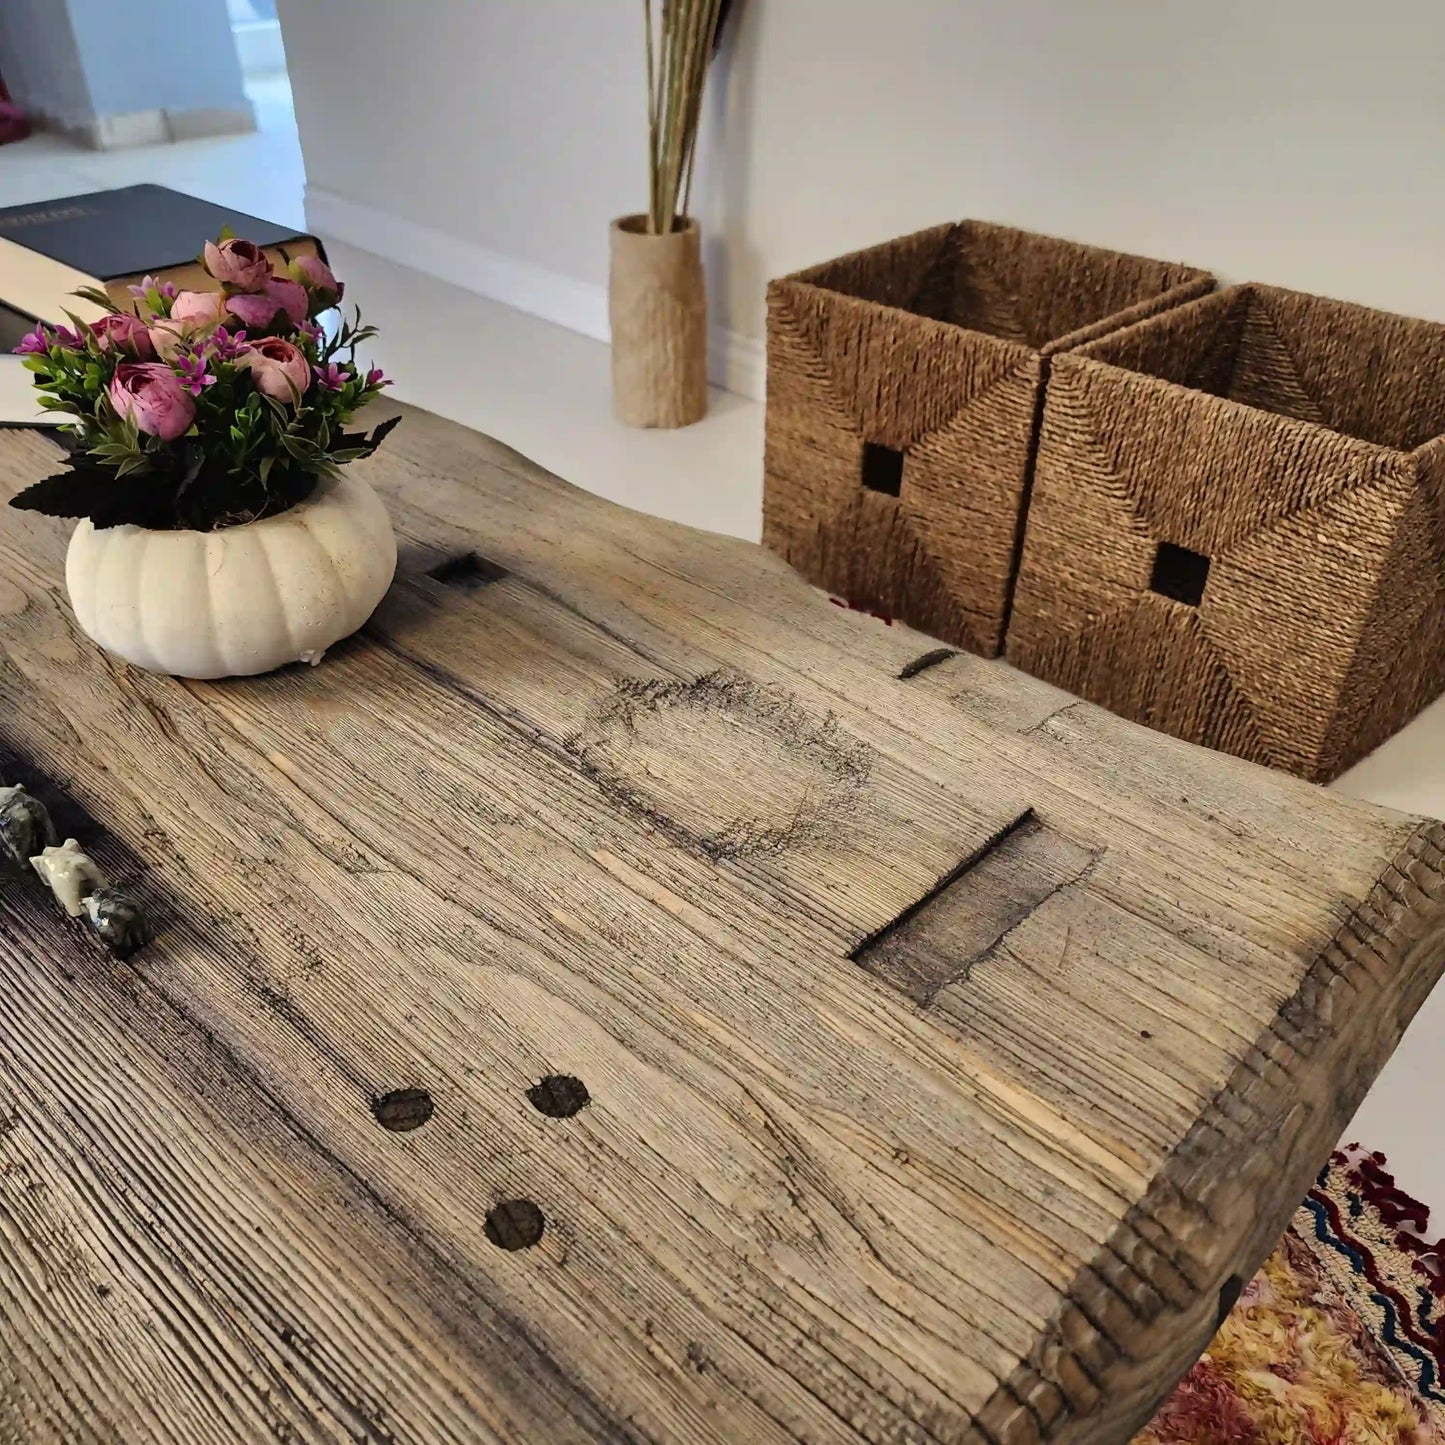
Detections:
[861, 442, 905, 497]
[1150, 541, 1211, 607]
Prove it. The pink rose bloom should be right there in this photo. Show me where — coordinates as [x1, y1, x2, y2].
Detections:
[242, 336, 311, 403]
[89, 313, 154, 358]
[290, 254, 343, 309]
[225, 291, 284, 331]
[108, 361, 196, 442]
[203, 237, 272, 292]
[264, 276, 308, 327]
[168, 289, 227, 328]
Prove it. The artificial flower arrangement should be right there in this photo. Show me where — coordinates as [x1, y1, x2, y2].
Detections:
[10, 235, 398, 531]
[7, 237, 403, 681]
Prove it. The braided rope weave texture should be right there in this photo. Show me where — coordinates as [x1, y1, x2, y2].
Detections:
[1007, 284, 1445, 782]
[762, 221, 1213, 656]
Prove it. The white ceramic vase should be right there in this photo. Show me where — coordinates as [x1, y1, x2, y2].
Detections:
[65, 471, 397, 680]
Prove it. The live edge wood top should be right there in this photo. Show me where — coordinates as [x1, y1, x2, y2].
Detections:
[1, 405, 1443, 1445]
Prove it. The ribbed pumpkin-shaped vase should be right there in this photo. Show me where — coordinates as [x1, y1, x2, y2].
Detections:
[65, 471, 397, 679]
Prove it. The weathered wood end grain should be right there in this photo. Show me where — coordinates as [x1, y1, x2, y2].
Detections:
[1, 409, 1442, 1445]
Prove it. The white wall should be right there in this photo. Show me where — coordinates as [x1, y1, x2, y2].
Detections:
[69, 0, 250, 120]
[281, 0, 1445, 390]
[0, 0, 251, 142]
[0, 1, 94, 131]
[282, 4, 641, 289]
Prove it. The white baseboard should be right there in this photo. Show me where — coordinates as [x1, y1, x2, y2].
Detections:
[55, 103, 256, 150]
[706, 325, 766, 403]
[304, 185, 764, 400]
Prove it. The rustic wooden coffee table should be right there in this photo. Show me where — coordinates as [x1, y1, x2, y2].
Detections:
[1, 405, 1442, 1445]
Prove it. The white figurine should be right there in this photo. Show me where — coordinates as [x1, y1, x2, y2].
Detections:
[31, 838, 108, 918]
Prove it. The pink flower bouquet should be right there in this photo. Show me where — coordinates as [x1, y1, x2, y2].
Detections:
[9, 236, 396, 531]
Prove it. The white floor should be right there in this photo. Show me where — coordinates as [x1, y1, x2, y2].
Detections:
[4, 75, 1442, 1217]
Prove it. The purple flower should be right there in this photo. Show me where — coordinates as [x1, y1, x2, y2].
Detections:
[313, 361, 348, 391]
[264, 276, 309, 327]
[225, 291, 284, 331]
[127, 275, 178, 301]
[299, 319, 323, 343]
[208, 326, 251, 362]
[365, 367, 391, 388]
[13, 325, 51, 355]
[173, 352, 217, 397]
[203, 238, 272, 292]
[90, 313, 155, 358]
[288, 254, 343, 312]
[245, 338, 311, 402]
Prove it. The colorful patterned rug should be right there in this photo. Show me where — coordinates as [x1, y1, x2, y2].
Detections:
[1138, 1147, 1445, 1443]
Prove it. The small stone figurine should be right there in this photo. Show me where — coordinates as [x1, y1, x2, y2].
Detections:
[30, 837, 150, 958]
[0, 784, 59, 867]
[31, 838, 107, 916]
[83, 887, 150, 960]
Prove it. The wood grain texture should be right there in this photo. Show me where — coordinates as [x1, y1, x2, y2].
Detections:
[0, 408, 1442, 1445]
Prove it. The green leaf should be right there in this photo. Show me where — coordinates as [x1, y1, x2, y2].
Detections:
[72, 285, 123, 314]
[366, 413, 402, 451]
[8, 456, 173, 528]
[61, 308, 98, 341]
[21, 355, 51, 374]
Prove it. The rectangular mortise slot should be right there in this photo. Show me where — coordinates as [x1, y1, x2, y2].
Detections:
[861, 442, 904, 496]
[853, 811, 1099, 1007]
[426, 551, 509, 590]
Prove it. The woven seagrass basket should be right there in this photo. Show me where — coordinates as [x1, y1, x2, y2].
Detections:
[1007, 283, 1445, 782]
[763, 221, 1213, 655]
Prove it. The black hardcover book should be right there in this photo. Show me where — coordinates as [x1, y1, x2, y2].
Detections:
[0, 185, 323, 325]
[0, 301, 34, 352]
[0, 185, 317, 282]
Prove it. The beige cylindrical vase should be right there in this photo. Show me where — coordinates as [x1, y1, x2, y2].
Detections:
[609, 214, 707, 428]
